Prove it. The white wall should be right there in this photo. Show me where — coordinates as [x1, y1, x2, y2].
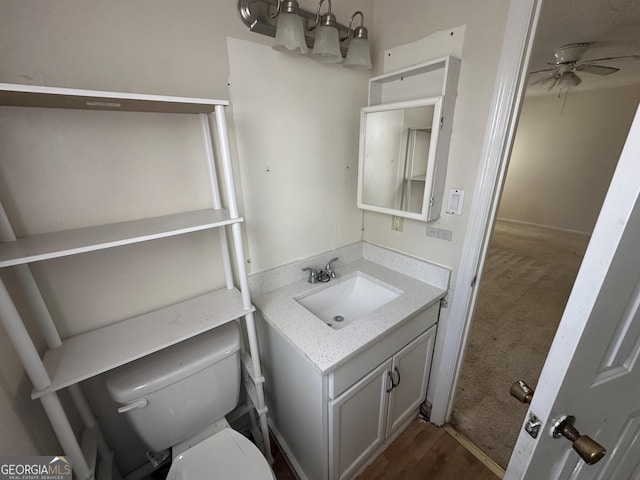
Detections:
[498, 83, 640, 234]
[227, 38, 367, 273]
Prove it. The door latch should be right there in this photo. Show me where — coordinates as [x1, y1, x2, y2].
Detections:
[525, 413, 542, 438]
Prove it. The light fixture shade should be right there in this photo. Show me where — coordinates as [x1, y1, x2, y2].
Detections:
[273, 12, 308, 54]
[344, 37, 371, 69]
[310, 25, 342, 63]
[557, 71, 581, 88]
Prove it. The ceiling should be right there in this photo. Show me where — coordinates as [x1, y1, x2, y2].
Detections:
[527, 0, 640, 92]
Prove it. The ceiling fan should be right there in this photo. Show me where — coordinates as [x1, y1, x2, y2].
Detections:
[529, 43, 637, 90]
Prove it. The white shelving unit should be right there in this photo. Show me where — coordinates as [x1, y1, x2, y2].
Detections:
[0, 83, 271, 479]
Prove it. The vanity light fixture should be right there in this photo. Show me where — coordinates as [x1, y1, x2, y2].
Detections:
[238, 0, 373, 67]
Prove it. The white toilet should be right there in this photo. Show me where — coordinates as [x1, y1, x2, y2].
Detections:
[105, 322, 274, 480]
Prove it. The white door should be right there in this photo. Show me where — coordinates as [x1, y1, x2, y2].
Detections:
[505, 105, 640, 479]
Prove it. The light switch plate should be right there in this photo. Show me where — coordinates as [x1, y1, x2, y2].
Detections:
[446, 189, 464, 215]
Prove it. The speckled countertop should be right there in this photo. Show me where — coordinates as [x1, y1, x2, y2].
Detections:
[250, 242, 450, 374]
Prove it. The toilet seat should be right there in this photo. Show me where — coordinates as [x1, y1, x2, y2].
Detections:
[166, 428, 274, 480]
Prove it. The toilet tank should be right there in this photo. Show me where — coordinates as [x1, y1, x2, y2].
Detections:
[105, 322, 241, 452]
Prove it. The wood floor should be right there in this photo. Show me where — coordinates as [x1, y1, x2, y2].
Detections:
[272, 419, 499, 480]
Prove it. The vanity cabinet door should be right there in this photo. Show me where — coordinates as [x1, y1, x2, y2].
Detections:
[385, 325, 436, 435]
[329, 359, 392, 480]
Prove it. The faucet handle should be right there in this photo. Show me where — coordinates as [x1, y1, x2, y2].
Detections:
[325, 257, 339, 270]
[325, 257, 339, 278]
[302, 267, 318, 284]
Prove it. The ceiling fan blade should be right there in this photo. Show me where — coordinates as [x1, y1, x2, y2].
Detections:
[583, 55, 640, 63]
[576, 64, 619, 75]
[528, 71, 555, 85]
[544, 77, 558, 91]
[529, 67, 555, 75]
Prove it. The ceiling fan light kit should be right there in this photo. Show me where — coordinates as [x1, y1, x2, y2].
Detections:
[557, 71, 582, 88]
[529, 42, 634, 91]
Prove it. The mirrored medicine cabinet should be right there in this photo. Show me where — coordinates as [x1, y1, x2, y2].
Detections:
[357, 55, 460, 222]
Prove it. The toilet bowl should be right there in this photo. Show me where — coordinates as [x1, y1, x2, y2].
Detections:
[105, 322, 274, 479]
[167, 428, 273, 480]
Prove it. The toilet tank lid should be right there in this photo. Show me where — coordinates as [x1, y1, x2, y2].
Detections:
[105, 322, 241, 403]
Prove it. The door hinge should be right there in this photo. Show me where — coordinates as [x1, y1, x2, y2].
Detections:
[470, 274, 477, 287]
[440, 116, 444, 128]
[440, 298, 449, 309]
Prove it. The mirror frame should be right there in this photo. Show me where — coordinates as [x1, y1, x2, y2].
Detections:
[357, 96, 444, 221]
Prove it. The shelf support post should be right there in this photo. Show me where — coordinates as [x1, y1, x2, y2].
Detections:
[0, 279, 92, 479]
[0, 200, 62, 347]
[0, 278, 51, 390]
[40, 392, 94, 480]
[68, 384, 111, 460]
[213, 105, 272, 461]
[214, 105, 240, 219]
[243, 311, 273, 463]
[199, 113, 234, 290]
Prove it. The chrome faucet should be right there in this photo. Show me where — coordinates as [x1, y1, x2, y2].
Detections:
[302, 257, 339, 284]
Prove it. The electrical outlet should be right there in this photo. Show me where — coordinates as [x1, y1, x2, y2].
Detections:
[426, 226, 453, 241]
[391, 215, 403, 232]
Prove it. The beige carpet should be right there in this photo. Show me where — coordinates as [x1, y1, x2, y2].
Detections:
[450, 220, 590, 469]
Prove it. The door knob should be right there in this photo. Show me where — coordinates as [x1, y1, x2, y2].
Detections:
[552, 415, 606, 465]
[510, 380, 534, 404]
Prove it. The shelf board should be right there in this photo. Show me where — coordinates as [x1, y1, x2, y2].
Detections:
[369, 56, 449, 85]
[33, 287, 254, 398]
[406, 175, 427, 181]
[0, 83, 228, 113]
[0, 208, 242, 268]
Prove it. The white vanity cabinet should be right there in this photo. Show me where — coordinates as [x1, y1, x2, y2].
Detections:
[257, 298, 440, 480]
[329, 325, 436, 480]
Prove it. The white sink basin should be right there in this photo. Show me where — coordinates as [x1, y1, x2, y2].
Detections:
[296, 273, 401, 330]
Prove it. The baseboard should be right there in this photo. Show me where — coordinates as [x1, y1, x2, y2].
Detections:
[443, 424, 505, 479]
[496, 217, 591, 237]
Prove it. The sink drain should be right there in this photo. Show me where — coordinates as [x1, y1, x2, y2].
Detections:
[334, 315, 345, 323]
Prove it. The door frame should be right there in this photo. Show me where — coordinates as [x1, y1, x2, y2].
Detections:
[429, 0, 544, 424]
